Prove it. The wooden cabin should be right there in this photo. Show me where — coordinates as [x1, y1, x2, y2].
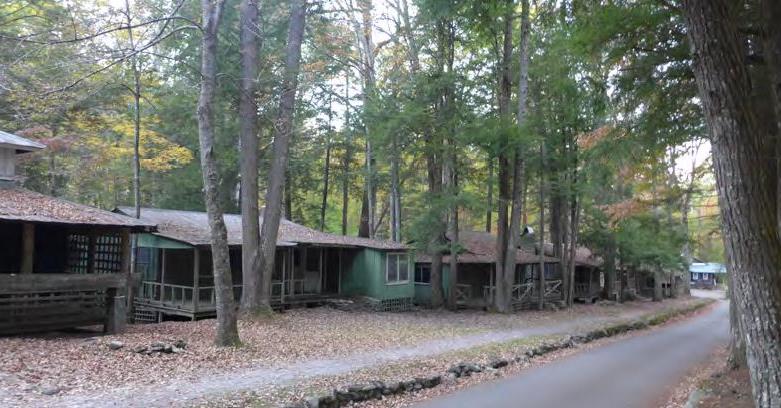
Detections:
[116, 207, 411, 321]
[570, 248, 603, 303]
[414, 231, 561, 310]
[0, 130, 155, 335]
[689, 262, 726, 289]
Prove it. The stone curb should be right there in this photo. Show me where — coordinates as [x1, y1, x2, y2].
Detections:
[283, 300, 713, 408]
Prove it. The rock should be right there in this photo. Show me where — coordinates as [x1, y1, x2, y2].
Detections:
[174, 340, 187, 349]
[283, 402, 307, 408]
[163, 345, 174, 354]
[383, 381, 402, 395]
[333, 389, 356, 403]
[40, 385, 60, 396]
[150, 344, 165, 353]
[465, 363, 483, 374]
[108, 341, 124, 350]
[489, 359, 509, 369]
[318, 395, 336, 408]
[151, 341, 165, 348]
[171, 346, 184, 354]
[304, 395, 320, 407]
[132, 345, 148, 353]
[442, 373, 458, 385]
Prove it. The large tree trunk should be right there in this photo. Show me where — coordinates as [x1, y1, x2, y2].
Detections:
[486, 156, 494, 233]
[258, 0, 306, 308]
[500, 0, 530, 314]
[357, 0, 376, 239]
[762, 0, 781, 232]
[538, 143, 547, 310]
[493, 0, 513, 312]
[389, 134, 401, 242]
[196, 0, 239, 346]
[728, 269, 747, 370]
[239, 0, 262, 314]
[683, 1, 781, 405]
[124, 0, 141, 316]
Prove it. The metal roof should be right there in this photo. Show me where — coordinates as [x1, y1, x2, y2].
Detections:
[0, 187, 155, 231]
[116, 207, 408, 250]
[689, 262, 727, 274]
[0, 130, 46, 152]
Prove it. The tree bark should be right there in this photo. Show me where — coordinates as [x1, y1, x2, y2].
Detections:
[728, 269, 747, 370]
[341, 71, 351, 236]
[258, 0, 306, 308]
[320, 95, 333, 231]
[493, 0, 513, 312]
[683, 0, 781, 404]
[486, 155, 494, 233]
[500, 0, 530, 314]
[196, 0, 239, 346]
[124, 0, 141, 316]
[239, 0, 262, 314]
[762, 0, 781, 233]
[357, 0, 376, 239]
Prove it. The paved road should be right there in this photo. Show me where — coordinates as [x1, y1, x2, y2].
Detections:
[415, 300, 729, 408]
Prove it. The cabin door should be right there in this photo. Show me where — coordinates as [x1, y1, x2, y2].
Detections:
[303, 247, 322, 294]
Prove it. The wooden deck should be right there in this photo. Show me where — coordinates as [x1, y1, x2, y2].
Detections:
[134, 280, 339, 320]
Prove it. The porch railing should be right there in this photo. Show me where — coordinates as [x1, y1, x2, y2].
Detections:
[574, 283, 590, 296]
[455, 284, 472, 303]
[270, 279, 306, 302]
[482, 282, 534, 303]
[138, 281, 242, 310]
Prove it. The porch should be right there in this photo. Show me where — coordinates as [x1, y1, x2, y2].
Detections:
[450, 262, 563, 310]
[133, 244, 347, 320]
[573, 265, 601, 303]
[0, 222, 137, 334]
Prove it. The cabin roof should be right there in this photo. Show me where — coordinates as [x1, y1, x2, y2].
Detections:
[0, 130, 45, 153]
[0, 187, 155, 231]
[689, 262, 727, 274]
[537, 242, 603, 267]
[115, 207, 408, 250]
[416, 230, 559, 265]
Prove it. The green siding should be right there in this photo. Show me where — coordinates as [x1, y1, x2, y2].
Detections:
[413, 264, 451, 305]
[341, 248, 413, 300]
[137, 233, 193, 250]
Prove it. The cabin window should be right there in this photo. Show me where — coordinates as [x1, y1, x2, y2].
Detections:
[414, 264, 431, 284]
[386, 253, 409, 284]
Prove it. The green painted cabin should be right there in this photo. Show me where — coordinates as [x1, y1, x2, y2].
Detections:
[116, 207, 412, 321]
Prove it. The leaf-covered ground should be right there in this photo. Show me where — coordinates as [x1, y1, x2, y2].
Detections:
[0, 297, 705, 407]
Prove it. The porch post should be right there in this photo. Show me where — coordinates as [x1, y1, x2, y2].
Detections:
[192, 248, 200, 317]
[120, 228, 132, 314]
[281, 249, 287, 303]
[104, 287, 127, 334]
[338, 248, 342, 294]
[160, 248, 167, 302]
[21, 223, 34, 274]
[87, 229, 96, 274]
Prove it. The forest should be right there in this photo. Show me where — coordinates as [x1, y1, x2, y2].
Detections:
[1, 0, 780, 407]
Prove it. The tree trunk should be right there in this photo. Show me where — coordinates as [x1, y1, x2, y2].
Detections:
[567, 193, 580, 307]
[762, 0, 781, 233]
[493, 0, 513, 312]
[341, 71, 351, 236]
[603, 236, 617, 300]
[239, 0, 262, 314]
[389, 132, 401, 242]
[196, 0, 239, 346]
[500, 0, 530, 314]
[728, 269, 747, 370]
[124, 0, 141, 316]
[357, 0, 376, 239]
[683, 1, 781, 404]
[652, 268, 663, 302]
[320, 95, 333, 231]
[538, 143, 546, 310]
[486, 156, 494, 233]
[426, 136, 444, 308]
[258, 0, 306, 308]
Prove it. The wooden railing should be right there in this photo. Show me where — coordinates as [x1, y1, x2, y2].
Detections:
[574, 283, 590, 296]
[138, 281, 242, 310]
[482, 283, 534, 303]
[544, 280, 562, 297]
[455, 284, 472, 302]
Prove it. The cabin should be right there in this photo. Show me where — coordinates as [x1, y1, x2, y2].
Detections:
[414, 231, 561, 310]
[689, 262, 726, 289]
[116, 207, 411, 321]
[0, 130, 155, 335]
[571, 247, 603, 303]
